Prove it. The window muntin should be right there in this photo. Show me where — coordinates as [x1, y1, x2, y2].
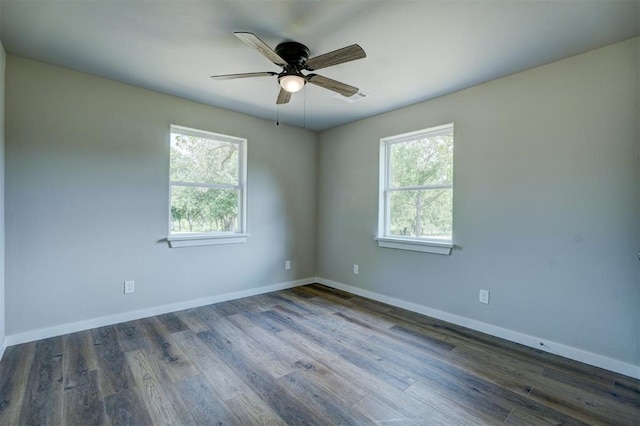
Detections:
[169, 125, 247, 237]
[379, 124, 454, 246]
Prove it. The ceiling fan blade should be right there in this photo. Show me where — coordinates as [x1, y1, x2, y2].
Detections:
[276, 88, 292, 104]
[305, 44, 366, 71]
[211, 72, 278, 80]
[306, 74, 359, 97]
[234, 32, 288, 67]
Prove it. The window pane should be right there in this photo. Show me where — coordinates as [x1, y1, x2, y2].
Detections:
[170, 133, 239, 185]
[389, 188, 452, 240]
[171, 186, 239, 233]
[389, 134, 453, 187]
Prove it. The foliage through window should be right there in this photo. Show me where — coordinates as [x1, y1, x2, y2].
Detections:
[378, 124, 453, 248]
[169, 125, 247, 237]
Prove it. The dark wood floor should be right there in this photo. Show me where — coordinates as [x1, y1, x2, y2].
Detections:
[0, 284, 638, 425]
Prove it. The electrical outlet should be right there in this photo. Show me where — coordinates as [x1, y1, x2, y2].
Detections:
[353, 264, 359, 275]
[479, 289, 489, 304]
[124, 280, 135, 294]
[285, 260, 291, 270]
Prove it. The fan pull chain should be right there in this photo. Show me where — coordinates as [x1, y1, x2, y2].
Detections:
[303, 89, 306, 129]
[276, 104, 280, 126]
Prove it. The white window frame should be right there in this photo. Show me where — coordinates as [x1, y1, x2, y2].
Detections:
[167, 125, 248, 248]
[376, 123, 454, 255]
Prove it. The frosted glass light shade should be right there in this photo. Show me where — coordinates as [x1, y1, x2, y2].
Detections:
[279, 74, 306, 93]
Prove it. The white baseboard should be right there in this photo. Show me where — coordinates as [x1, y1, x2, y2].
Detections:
[6, 276, 638, 380]
[317, 277, 640, 380]
[6, 277, 317, 347]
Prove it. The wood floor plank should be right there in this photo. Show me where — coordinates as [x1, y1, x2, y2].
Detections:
[285, 287, 317, 299]
[175, 308, 213, 333]
[0, 342, 35, 425]
[91, 325, 135, 396]
[273, 300, 581, 425]
[190, 303, 224, 327]
[332, 303, 398, 331]
[444, 347, 540, 398]
[63, 369, 106, 426]
[324, 312, 531, 421]
[351, 394, 420, 426]
[138, 317, 199, 383]
[200, 364, 252, 402]
[171, 329, 222, 371]
[451, 341, 545, 378]
[615, 376, 640, 395]
[62, 332, 103, 425]
[270, 328, 465, 424]
[360, 333, 547, 423]
[265, 292, 321, 316]
[239, 309, 282, 333]
[333, 309, 455, 353]
[276, 316, 481, 424]
[388, 340, 585, 425]
[261, 308, 416, 390]
[329, 308, 456, 358]
[528, 375, 640, 424]
[156, 312, 189, 333]
[307, 283, 355, 300]
[384, 304, 622, 387]
[505, 408, 561, 425]
[174, 329, 254, 402]
[227, 312, 307, 364]
[17, 336, 64, 426]
[175, 374, 242, 425]
[405, 380, 508, 425]
[541, 366, 640, 409]
[225, 390, 287, 425]
[211, 299, 246, 317]
[209, 313, 295, 378]
[103, 387, 153, 426]
[63, 330, 96, 389]
[276, 370, 373, 424]
[125, 349, 197, 426]
[290, 359, 367, 406]
[114, 320, 147, 352]
[237, 293, 281, 312]
[197, 328, 328, 425]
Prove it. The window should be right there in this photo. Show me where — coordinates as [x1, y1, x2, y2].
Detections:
[167, 125, 247, 248]
[377, 123, 454, 255]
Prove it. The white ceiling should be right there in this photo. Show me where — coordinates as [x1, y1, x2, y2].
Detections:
[1, 0, 638, 131]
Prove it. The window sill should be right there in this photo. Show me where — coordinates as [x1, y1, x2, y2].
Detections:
[167, 233, 249, 248]
[374, 236, 453, 255]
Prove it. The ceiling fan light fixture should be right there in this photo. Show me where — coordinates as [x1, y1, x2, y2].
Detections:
[279, 74, 306, 93]
[212, 32, 366, 105]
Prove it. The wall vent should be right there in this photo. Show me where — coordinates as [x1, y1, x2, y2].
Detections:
[333, 92, 369, 103]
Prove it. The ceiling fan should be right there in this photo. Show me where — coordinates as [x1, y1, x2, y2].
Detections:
[211, 32, 366, 104]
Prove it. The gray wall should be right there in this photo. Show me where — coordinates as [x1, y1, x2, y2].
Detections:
[0, 42, 5, 348]
[5, 56, 317, 336]
[3, 38, 639, 370]
[317, 38, 639, 366]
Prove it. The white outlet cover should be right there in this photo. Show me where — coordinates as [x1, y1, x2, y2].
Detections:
[479, 289, 489, 304]
[353, 264, 359, 274]
[124, 280, 135, 294]
[285, 260, 291, 270]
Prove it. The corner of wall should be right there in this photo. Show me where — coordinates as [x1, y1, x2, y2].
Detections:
[0, 41, 6, 358]
[313, 130, 322, 277]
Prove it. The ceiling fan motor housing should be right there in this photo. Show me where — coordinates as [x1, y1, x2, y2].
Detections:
[275, 41, 310, 69]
